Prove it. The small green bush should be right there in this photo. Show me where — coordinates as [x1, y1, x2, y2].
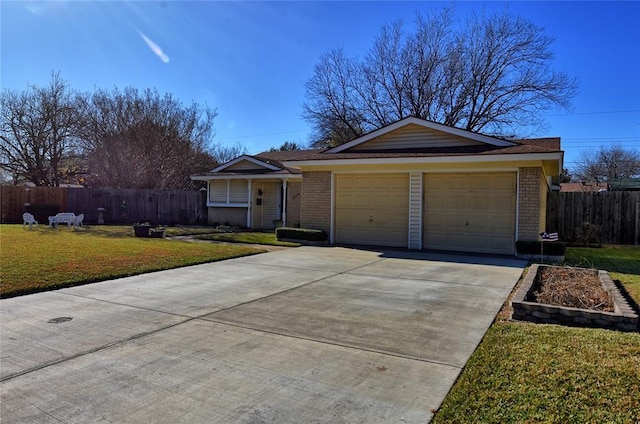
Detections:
[516, 240, 566, 256]
[276, 227, 327, 242]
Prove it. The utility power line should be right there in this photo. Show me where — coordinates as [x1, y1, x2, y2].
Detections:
[546, 109, 640, 117]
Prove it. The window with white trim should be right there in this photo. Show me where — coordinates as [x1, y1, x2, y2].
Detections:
[208, 180, 249, 205]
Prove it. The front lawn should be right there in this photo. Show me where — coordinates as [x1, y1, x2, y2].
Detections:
[0, 225, 263, 298]
[434, 323, 640, 423]
[193, 231, 300, 247]
[434, 245, 640, 423]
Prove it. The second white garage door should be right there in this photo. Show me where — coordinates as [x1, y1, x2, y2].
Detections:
[335, 174, 409, 247]
[423, 173, 516, 255]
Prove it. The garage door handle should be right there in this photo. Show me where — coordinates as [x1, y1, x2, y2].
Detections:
[465, 221, 469, 226]
[369, 216, 374, 222]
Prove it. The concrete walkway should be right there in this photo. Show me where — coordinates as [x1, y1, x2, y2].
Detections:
[0, 246, 525, 423]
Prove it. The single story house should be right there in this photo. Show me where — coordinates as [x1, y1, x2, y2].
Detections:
[608, 179, 640, 191]
[192, 117, 563, 255]
[560, 182, 608, 192]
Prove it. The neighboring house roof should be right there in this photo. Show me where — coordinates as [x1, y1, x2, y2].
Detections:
[560, 182, 608, 192]
[191, 153, 309, 180]
[608, 178, 640, 191]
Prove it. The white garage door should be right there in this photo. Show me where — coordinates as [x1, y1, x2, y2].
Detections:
[424, 173, 516, 255]
[335, 174, 409, 247]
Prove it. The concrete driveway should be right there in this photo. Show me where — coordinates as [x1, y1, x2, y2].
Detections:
[1, 246, 525, 423]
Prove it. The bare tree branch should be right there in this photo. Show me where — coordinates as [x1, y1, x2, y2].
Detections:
[303, 7, 578, 147]
[574, 145, 640, 183]
[0, 72, 81, 186]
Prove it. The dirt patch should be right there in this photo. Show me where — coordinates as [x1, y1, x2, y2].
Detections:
[530, 266, 614, 312]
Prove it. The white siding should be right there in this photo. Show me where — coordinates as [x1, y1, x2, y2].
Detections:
[408, 172, 422, 249]
[225, 160, 269, 171]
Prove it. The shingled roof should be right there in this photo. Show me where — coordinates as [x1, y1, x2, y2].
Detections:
[251, 138, 561, 163]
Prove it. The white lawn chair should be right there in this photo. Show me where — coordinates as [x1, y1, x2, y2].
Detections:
[22, 213, 39, 230]
[74, 213, 84, 230]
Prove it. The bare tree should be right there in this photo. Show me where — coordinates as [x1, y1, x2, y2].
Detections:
[78, 87, 218, 189]
[0, 72, 81, 186]
[302, 49, 366, 147]
[574, 145, 640, 183]
[303, 7, 578, 147]
[268, 141, 303, 152]
[210, 142, 248, 164]
[559, 168, 573, 183]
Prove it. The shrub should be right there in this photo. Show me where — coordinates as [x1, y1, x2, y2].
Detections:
[574, 222, 602, 247]
[276, 227, 327, 242]
[516, 240, 566, 256]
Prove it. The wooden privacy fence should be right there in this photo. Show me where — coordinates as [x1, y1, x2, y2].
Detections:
[546, 191, 640, 245]
[1, 186, 207, 225]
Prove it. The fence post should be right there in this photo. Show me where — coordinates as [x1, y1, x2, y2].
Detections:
[633, 199, 640, 246]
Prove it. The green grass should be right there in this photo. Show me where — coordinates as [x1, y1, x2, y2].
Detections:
[434, 245, 640, 423]
[193, 231, 301, 247]
[434, 323, 640, 423]
[564, 245, 640, 302]
[0, 225, 263, 297]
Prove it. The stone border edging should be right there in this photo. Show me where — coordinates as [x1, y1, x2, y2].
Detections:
[511, 264, 639, 332]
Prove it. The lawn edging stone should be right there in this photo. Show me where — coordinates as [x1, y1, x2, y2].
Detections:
[511, 264, 639, 332]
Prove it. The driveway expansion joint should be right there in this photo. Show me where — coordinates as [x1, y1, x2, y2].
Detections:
[204, 257, 389, 316]
[57, 291, 194, 319]
[2, 257, 390, 382]
[0, 316, 195, 382]
[345, 270, 519, 289]
[2, 247, 525, 424]
[198, 316, 463, 371]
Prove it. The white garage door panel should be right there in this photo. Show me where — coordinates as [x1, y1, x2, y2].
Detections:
[424, 173, 516, 255]
[335, 174, 409, 247]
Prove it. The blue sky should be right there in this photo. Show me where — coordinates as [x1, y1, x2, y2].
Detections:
[1, 1, 639, 171]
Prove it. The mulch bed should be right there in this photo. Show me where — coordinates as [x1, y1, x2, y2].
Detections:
[533, 266, 614, 312]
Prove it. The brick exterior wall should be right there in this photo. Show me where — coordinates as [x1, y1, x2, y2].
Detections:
[518, 167, 546, 240]
[300, 171, 331, 233]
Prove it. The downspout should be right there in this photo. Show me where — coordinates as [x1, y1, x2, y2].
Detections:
[246, 179, 252, 228]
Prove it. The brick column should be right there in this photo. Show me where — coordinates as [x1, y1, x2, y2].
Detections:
[300, 171, 332, 233]
[518, 167, 546, 240]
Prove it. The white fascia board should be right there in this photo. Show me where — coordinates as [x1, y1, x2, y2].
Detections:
[211, 155, 281, 173]
[284, 152, 563, 168]
[207, 202, 249, 208]
[326, 117, 516, 153]
[192, 174, 302, 181]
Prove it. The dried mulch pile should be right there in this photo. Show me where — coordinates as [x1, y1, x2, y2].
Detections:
[533, 266, 614, 312]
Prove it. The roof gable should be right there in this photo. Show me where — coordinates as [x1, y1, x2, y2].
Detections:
[211, 155, 281, 173]
[327, 117, 516, 153]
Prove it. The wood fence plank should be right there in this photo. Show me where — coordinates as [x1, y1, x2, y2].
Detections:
[1, 186, 206, 225]
[547, 191, 640, 244]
